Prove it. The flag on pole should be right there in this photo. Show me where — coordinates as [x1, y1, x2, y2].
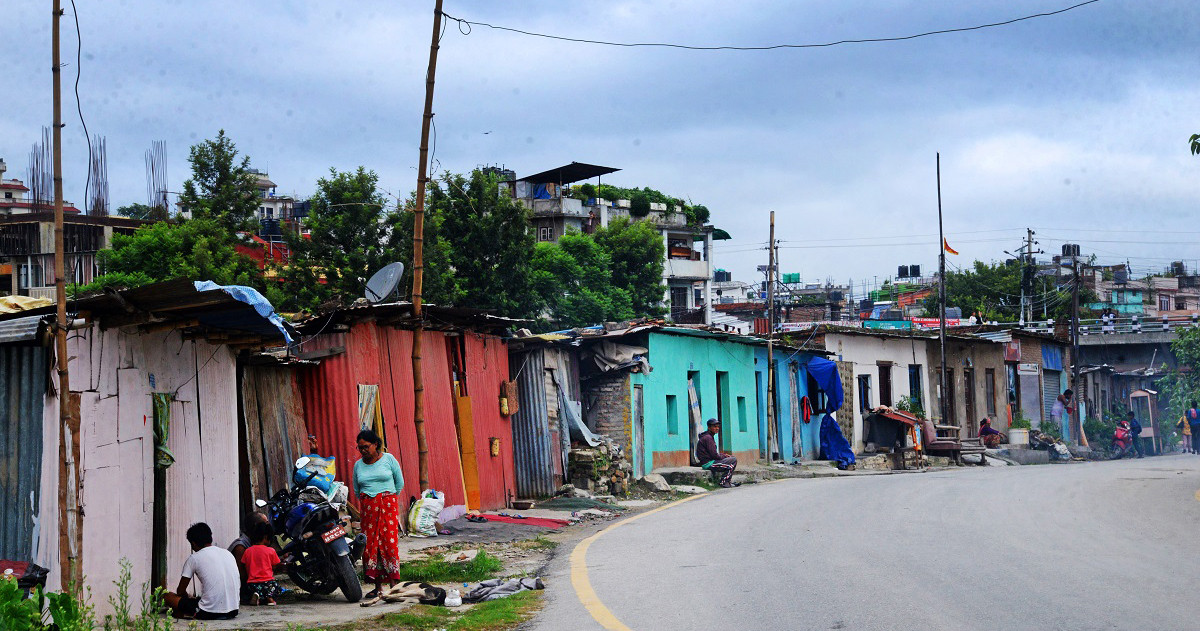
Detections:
[943, 238, 959, 255]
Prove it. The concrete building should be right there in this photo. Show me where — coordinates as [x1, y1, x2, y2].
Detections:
[0, 157, 83, 216]
[0, 212, 144, 298]
[510, 162, 718, 324]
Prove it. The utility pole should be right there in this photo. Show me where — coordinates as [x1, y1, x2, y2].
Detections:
[766, 211, 778, 460]
[51, 0, 81, 594]
[1071, 255, 1085, 447]
[1022, 228, 1035, 324]
[936, 154, 948, 425]
[411, 0, 444, 490]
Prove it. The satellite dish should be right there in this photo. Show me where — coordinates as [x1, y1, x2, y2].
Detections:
[365, 262, 405, 303]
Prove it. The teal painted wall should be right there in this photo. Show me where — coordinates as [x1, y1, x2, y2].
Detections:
[630, 332, 763, 473]
[754, 347, 817, 462]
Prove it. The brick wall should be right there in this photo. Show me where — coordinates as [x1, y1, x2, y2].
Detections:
[585, 372, 632, 458]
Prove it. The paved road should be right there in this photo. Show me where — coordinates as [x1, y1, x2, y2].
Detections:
[529, 456, 1200, 631]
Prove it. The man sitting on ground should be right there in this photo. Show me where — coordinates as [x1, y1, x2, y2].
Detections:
[696, 419, 740, 488]
[163, 522, 241, 620]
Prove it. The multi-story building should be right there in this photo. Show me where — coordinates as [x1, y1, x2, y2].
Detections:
[0, 157, 83, 216]
[508, 162, 717, 324]
[0, 212, 145, 298]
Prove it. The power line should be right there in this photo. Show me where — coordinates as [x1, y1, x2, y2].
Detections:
[441, 1, 1100, 51]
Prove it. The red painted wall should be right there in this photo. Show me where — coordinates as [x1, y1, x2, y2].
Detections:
[298, 321, 514, 510]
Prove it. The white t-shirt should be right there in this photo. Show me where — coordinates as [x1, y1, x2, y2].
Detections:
[181, 546, 241, 614]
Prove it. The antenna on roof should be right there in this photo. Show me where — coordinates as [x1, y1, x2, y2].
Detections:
[364, 262, 405, 303]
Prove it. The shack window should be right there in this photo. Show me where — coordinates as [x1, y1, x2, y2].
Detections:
[1006, 363, 1018, 405]
[737, 396, 748, 433]
[908, 364, 923, 411]
[857, 375, 872, 414]
[666, 395, 679, 435]
[985, 368, 997, 416]
[877, 363, 893, 407]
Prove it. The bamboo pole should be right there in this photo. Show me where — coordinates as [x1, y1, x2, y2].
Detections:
[411, 0, 444, 489]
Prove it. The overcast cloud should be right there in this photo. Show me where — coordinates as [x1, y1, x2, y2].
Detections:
[4, 1, 1198, 293]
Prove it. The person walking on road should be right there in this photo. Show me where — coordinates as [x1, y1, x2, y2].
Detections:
[1127, 411, 1144, 458]
[696, 419, 740, 488]
[1186, 402, 1200, 455]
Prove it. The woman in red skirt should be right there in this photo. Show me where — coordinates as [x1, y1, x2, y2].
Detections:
[353, 429, 404, 598]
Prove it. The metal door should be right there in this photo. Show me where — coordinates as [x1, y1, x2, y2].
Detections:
[964, 368, 977, 437]
[1042, 370, 1061, 427]
[633, 385, 645, 478]
[0, 346, 47, 562]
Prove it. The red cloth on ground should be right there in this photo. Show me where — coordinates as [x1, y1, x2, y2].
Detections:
[361, 492, 402, 581]
[483, 514, 571, 528]
[241, 544, 280, 583]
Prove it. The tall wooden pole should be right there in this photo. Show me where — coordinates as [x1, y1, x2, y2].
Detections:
[51, 0, 80, 593]
[936, 153, 948, 426]
[411, 0, 444, 489]
[766, 211, 777, 459]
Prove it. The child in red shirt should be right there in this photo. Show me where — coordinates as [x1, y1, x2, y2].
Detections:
[240, 522, 283, 605]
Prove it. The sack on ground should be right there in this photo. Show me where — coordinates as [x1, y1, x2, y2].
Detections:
[407, 489, 446, 537]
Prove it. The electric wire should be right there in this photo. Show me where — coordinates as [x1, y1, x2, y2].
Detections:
[69, 0, 93, 214]
[440, 2, 1100, 51]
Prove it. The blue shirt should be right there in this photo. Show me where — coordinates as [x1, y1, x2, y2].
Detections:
[1128, 418, 1142, 434]
[353, 452, 404, 497]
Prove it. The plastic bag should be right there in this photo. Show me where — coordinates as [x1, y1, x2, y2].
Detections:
[407, 490, 446, 537]
[294, 454, 336, 494]
[444, 589, 462, 607]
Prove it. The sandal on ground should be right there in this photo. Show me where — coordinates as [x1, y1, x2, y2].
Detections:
[364, 588, 381, 599]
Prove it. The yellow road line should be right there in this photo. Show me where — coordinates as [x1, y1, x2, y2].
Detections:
[570, 493, 709, 630]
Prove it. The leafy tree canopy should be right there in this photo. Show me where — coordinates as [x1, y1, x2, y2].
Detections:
[177, 130, 261, 233]
[115, 203, 168, 222]
[592, 217, 665, 317]
[280, 167, 399, 311]
[574, 184, 711, 226]
[530, 232, 633, 327]
[922, 260, 1095, 322]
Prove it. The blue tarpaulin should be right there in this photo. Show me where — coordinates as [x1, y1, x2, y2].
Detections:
[1041, 345, 1064, 371]
[193, 281, 295, 343]
[819, 416, 856, 468]
[805, 356, 844, 412]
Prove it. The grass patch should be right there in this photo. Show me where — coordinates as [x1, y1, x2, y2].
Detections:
[512, 536, 557, 552]
[377, 605, 455, 630]
[396, 550, 504, 583]
[449, 590, 542, 630]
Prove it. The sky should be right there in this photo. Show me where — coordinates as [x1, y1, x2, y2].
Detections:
[3, 1, 1198, 298]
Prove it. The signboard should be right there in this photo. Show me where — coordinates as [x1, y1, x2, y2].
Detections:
[1017, 363, 1040, 375]
[863, 320, 912, 330]
[910, 317, 963, 329]
[1004, 340, 1021, 362]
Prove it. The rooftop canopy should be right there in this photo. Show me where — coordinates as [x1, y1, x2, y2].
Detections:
[518, 161, 620, 185]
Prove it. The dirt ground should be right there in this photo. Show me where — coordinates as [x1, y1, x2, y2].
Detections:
[193, 504, 635, 630]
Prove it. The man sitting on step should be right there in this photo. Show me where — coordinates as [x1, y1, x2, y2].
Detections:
[696, 419, 740, 488]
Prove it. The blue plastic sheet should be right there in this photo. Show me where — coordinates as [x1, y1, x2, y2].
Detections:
[193, 280, 295, 343]
[819, 416, 856, 468]
[805, 356, 844, 412]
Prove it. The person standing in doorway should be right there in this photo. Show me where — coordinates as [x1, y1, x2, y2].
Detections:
[1052, 390, 1075, 443]
[696, 419, 740, 488]
[354, 429, 404, 599]
[1187, 402, 1200, 455]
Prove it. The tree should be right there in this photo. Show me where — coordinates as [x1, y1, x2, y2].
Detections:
[592, 217, 665, 317]
[1190, 133, 1200, 156]
[388, 192, 461, 308]
[177, 130, 260, 233]
[115, 203, 168, 222]
[430, 170, 538, 318]
[1150, 328, 1200, 446]
[280, 167, 401, 311]
[530, 232, 633, 327]
[78, 218, 282, 304]
[922, 260, 1093, 322]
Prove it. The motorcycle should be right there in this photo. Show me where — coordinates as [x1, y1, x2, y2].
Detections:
[1111, 422, 1134, 460]
[257, 457, 365, 603]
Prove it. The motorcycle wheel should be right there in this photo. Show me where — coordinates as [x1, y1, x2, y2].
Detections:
[287, 563, 337, 596]
[333, 554, 363, 603]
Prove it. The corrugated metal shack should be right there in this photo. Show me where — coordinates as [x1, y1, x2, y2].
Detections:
[294, 304, 519, 512]
[0, 280, 295, 613]
[505, 334, 583, 498]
